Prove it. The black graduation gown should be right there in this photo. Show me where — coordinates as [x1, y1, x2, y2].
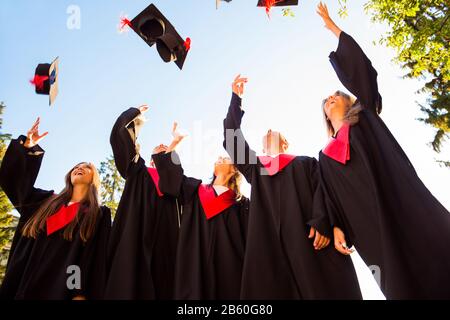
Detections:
[104, 108, 179, 300]
[0, 136, 111, 300]
[223, 93, 362, 299]
[152, 151, 249, 300]
[318, 31, 450, 299]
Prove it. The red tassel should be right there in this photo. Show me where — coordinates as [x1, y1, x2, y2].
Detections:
[30, 75, 49, 90]
[119, 17, 132, 30]
[184, 37, 191, 51]
[264, 0, 282, 19]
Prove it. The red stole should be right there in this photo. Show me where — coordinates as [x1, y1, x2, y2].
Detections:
[323, 123, 351, 165]
[198, 184, 237, 220]
[147, 167, 163, 197]
[46, 202, 81, 236]
[257, 154, 296, 176]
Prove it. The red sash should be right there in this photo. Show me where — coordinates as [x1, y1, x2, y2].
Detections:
[46, 202, 81, 236]
[323, 123, 350, 165]
[257, 154, 296, 176]
[198, 184, 237, 219]
[147, 167, 163, 197]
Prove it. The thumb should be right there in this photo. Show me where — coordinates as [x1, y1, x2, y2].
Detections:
[337, 234, 348, 248]
[38, 131, 49, 140]
[308, 227, 315, 238]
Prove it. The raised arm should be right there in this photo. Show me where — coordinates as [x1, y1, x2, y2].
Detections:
[317, 2, 382, 113]
[110, 105, 148, 179]
[152, 150, 201, 205]
[152, 124, 200, 204]
[223, 75, 257, 183]
[0, 118, 53, 218]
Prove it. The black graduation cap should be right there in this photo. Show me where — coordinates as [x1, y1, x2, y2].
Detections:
[30, 57, 59, 106]
[124, 4, 190, 70]
[257, 0, 298, 6]
[257, 0, 298, 18]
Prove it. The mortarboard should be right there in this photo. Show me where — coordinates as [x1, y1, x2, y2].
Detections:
[30, 57, 59, 106]
[121, 4, 190, 70]
[257, 0, 298, 18]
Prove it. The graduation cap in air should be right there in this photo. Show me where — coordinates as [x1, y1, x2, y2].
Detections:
[121, 4, 190, 70]
[257, 0, 298, 18]
[216, 0, 232, 9]
[30, 57, 59, 106]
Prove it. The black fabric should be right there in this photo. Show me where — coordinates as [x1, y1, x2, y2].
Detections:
[0, 136, 111, 300]
[319, 31, 450, 299]
[104, 108, 179, 300]
[223, 94, 362, 299]
[152, 151, 249, 300]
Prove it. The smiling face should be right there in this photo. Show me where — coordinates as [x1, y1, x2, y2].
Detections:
[322, 90, 354, 136]
[214, 156, 236, 177]
[322, 90, 352, 121]
[322, 91, 351, 120]
[70, 162, 95, 186]
[262, 129, 289, 155]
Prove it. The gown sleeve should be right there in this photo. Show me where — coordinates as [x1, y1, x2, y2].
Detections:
[74, 206, 112, 300]
[329, 31, 382, 113]
[110, 107, 146, 179]
[0, 135, 53, 220]
[317, 165, 354, 247]
[306, 158, 332, 238]
[151, 151, 201, 205]
[223, 93, 258, 183]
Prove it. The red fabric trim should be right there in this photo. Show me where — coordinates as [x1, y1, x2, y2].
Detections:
[147, 167, 163, 197]
[257, 153, 296, 176]
[198, 184, 236, 219]
[46, 202, 80, 236]
[323, 123, 351, 164]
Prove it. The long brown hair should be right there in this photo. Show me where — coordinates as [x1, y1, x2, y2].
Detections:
[321, 90, 361, 137]
[210, 165, 243, 201]
[22, 162, 101, 242]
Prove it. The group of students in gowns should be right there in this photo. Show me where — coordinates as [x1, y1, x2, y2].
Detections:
[1, 3, 449, 300]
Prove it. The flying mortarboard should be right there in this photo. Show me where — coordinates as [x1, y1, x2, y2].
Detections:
[120, 4, 190, 70]
[30, 57, 59, 106]
[257, 0, 298, 18]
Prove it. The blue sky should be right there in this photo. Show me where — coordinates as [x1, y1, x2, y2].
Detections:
[1, 0, 449, 299]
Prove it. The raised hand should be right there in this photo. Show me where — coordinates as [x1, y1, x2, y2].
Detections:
[316, 2, 342, 38]
[152, 144, 168, 155]
[232, 74, 248, 98]
[138, 104, 149, 114]
[171, 122, 188, 143]
[165, 122, 188, 153]
[24, 117, 49, 148]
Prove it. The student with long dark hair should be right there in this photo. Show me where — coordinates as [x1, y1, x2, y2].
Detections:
[152, 124, 249, 300]
[0, 118, 111, 300]
[223, 75, 362, 299]
[316, 2, 450, 299]
[104, 106, 180, 299]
